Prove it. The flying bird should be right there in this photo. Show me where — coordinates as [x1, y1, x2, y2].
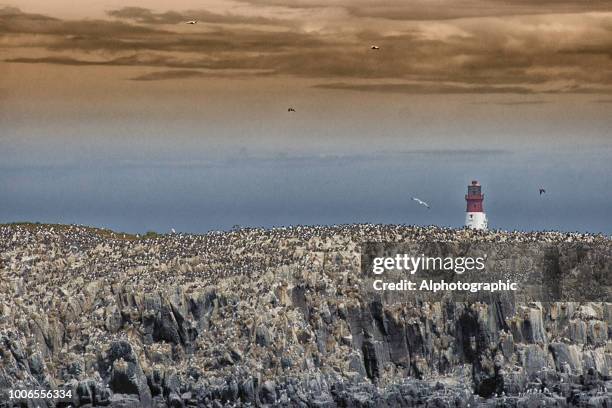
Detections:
[288, 107, 296, 112]
[185, 20, 198, 24]
[171, 228, 176, 234]
[539, 188, 546, 195]
[370, 45, 380, 50]
[412, 197, 430, 209]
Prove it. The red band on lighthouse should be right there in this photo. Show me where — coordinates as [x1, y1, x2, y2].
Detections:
[465, 180, 488, 230]
[465, 180, 484, 212]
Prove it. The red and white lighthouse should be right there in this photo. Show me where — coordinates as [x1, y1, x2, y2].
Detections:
[465, 180, 488, 230]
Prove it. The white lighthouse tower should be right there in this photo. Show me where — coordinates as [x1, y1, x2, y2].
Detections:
[465, 180, 488, 230]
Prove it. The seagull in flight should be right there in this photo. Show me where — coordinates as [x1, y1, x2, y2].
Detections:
[288, 107, 296, 112]
[370, 45, 380, 50]
[171, 228, 176, 234]
[185, 20, 198, 24]
[539, 188, 546, 195]
[412, 197, 430, 209]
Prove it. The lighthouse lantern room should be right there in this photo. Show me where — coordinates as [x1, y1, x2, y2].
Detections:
[465, 180, 488, 230]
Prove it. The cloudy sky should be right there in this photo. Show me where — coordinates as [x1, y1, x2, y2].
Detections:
[1, 1, 611, 232]
[2, 0, 612, 92]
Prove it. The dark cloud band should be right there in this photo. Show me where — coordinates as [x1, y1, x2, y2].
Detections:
[2, 5, 611, 93]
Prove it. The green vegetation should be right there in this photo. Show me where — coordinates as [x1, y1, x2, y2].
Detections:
[143, 231, 160, 239]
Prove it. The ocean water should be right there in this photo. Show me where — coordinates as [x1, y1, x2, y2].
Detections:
[1, 146, 610, 234]
[2, 78, 610, 234]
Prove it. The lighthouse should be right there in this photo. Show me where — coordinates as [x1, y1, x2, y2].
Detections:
[465, 180, 488, 230]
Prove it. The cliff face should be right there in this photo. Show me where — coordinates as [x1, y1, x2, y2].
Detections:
[1, 224, 611, 407]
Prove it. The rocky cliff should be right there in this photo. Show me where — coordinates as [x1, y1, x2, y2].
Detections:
[1, 224, 611, 407]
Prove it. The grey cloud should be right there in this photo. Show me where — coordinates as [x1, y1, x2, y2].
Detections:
[471, 100, 550, 105]
[5, 56, 109, 66]
[1, 8, 322, 54]
[107, 6, 285, 26]
[346, 1, 612, 21]
[107, 7, 185, 24]
[2, 6, 612, 94]
[314, 82, 612, 94]
[0, 6, 164, 36]
[238, 0, 612, 20]
[130, 70, 212, 81]
[313, 82, 536, 94]
[129, 69, 272, 80]
[42, 31, 322, 53]
[5, 54, 283, 74]
[5, 55, 220, 69]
